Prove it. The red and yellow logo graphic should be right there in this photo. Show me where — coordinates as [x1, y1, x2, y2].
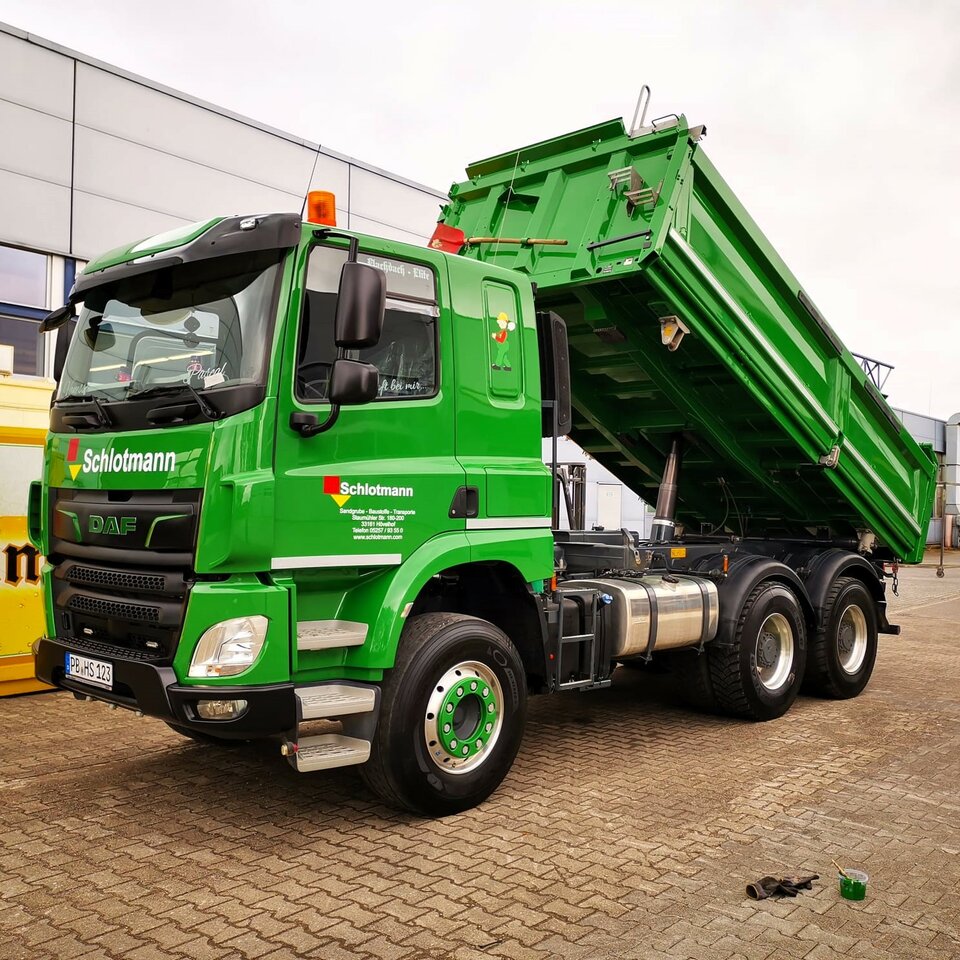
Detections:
[66, 438, 82, 480]
[323, 475, 352, 508]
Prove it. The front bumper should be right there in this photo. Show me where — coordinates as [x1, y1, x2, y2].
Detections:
[35, 636, 296, 739]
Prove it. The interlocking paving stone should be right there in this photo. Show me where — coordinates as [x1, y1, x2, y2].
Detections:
[1, 563, 958, 959]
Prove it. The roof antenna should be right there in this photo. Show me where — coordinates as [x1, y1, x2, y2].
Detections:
[300, 143, 323, 219]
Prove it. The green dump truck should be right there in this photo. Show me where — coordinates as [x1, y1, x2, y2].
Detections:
[31, 110, 937, 815]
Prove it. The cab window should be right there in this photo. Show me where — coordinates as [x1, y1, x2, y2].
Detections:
[296, 246, 438, 402]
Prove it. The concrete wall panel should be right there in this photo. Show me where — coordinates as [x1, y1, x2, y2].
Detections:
[72, 192, 188, 262]
[349, 213, 431, 246]
[75, 64, 320, 195]
[73, 127, 304, 226]
[0, 99, 72, 186]
[0, 168, 70, 253]
[0, 30, 73, 119]
[0, 26, 445, 259]
[349, 166, 440, 239]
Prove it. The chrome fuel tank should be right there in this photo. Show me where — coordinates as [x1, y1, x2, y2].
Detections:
[569, 576, 719, 658]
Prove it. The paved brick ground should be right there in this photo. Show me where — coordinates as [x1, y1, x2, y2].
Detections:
[1, 563, 958, 960]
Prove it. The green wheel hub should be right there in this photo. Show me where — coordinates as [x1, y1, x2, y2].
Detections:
[423, 660, 503, 774]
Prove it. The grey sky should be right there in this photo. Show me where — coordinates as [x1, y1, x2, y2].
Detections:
[1, 0, 957, 417]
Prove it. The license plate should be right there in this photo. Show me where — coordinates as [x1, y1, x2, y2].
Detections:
[64, 652, 113, 690]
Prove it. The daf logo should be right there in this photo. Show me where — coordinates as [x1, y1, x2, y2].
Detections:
[88, 515, 137, 536]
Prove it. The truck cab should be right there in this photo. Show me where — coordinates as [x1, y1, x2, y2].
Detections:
[32, 211, 558, 813]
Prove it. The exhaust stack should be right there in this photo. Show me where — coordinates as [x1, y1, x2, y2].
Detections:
[650, 438, 682, 543]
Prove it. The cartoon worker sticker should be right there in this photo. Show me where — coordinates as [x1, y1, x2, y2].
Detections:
[491, 312, 516, 371]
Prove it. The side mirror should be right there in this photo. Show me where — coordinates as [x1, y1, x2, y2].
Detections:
[536, 310, 572, 437]
[39, 303, 76, 333]
[329, 358, 379, 405]
[334, 262, 385, 348]
[53, 318, 77, 382]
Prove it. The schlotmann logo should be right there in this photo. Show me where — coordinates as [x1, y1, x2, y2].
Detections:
[323, 475, 414, 508]
[65, 437, 177, 480]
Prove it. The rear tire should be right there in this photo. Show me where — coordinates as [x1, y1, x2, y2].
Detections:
[805, 577, 878, 699]
[708, 582, 806, 720]
[361, 613, 527, 816]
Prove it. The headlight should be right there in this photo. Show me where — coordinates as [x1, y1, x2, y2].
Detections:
[189, 616, 268, 678]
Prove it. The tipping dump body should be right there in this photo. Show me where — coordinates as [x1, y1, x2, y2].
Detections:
[440, 117, 937, 563]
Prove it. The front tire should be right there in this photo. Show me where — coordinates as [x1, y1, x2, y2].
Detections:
[805, 577, 878, 699]
[361, 613, 527, 816]
[708, 582, 807, 720]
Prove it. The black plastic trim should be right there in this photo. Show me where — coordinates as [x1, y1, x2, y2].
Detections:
[448, 486, 479, 519]
[36, 636, 297, 738]
[71, 214, 301, 299]
[50, 383, 265, 434]
[712, 555, 814, 648]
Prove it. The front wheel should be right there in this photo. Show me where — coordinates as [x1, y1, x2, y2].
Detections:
[805, 577, 878, 699]
[708, 582, 807, 720]
[361, 613, 527, 816]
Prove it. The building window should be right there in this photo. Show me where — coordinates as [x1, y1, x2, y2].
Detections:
[0, 314, 43, 376]
[0, 245, 49, 376]
[0, 246, 47, 307]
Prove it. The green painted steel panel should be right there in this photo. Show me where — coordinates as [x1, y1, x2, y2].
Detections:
[441, 117, 936, 563]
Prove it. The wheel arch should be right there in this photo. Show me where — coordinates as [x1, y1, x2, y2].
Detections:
[714, 556, 815, 646]
[800, 548, 886, 630]
[408, 560, 547, 690]
[343, 532, 549, 681]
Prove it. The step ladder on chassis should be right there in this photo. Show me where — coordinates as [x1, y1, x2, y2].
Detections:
[281, 620, 379, 772]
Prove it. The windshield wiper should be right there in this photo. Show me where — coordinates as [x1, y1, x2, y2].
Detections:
[127, 381, 222, 421]
[56, 391, 113, 426]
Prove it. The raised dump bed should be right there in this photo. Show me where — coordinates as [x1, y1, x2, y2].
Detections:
[440, 116, 937, 563]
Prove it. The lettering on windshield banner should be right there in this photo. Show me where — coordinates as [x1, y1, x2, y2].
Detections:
[65, 437, 177, 480]
[357, 254, 434, 301]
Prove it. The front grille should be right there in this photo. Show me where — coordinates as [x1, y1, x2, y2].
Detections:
[69, 594, 161, 623]
[47, 486, 199, 664]
[60, 637, 166, 663]
[68, 566, 166, 593]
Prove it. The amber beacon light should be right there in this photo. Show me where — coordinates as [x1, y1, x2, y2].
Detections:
[306, 190, 337, 226]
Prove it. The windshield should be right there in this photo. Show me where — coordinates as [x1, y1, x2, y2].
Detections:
[57, 250, 283, 402]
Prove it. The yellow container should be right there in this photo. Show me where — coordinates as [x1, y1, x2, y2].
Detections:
[0, 376, 55, 695]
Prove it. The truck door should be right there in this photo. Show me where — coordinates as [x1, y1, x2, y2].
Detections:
[449, 268, 551, 528]
[273, 241, 464, 572]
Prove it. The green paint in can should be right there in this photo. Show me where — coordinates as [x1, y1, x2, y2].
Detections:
[839, 869, 868, 901]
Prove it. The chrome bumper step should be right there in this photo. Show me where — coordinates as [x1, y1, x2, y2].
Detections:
[295, 684, 376, 721]
[284, 681, 379, 774]
[297, 619, 367, 651]
[283, 734, 371, 772]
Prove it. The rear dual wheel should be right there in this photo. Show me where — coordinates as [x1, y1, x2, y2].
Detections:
[708, 582, 807, 720]
[805, 577, 878, 698]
